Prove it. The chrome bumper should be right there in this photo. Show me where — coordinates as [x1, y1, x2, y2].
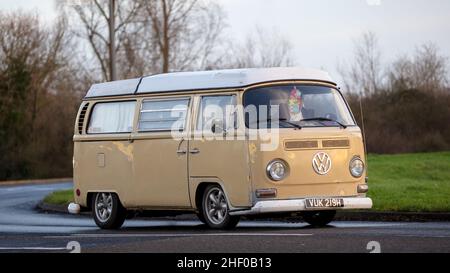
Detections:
[229, 197, 372, 216]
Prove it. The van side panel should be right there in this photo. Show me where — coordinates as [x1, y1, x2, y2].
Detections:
[188, 139, 252, 208]
[73, 136, 134, 207]
[73, 99, 136, 208]
[129, 133, 191, 208]
[188, 94, 252, 208]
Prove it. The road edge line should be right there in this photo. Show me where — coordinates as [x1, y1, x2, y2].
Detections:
[0, 177, 73, 186]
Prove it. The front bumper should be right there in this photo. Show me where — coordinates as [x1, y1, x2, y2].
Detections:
[229, 197, 372, 216]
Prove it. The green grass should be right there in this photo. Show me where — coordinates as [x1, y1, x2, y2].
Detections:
[43, 189, 74, 206]
[368, 152, 450, 212]
[43, 152, 450, 212]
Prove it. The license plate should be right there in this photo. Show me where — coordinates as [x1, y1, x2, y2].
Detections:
[305, 198, 344, 208]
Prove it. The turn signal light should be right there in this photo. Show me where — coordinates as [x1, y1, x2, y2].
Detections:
[357, 184, 369, 193]
[256, 188, 277, 198]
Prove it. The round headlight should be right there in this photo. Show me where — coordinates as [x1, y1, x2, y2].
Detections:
[349, 157, 365, 178]
[266, 160, 288, 181]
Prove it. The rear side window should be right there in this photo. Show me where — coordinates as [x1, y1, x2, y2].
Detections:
[138, 98, 190, 132]
[87, 101, 136, 134]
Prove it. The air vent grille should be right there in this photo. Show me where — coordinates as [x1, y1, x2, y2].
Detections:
[322, 139, 350, 148]
[284, 140, 318, 150]
[78, 103, 89, 134]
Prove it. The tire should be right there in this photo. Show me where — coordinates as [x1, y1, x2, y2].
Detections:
[302, 210, 336, 227]
[196, 212, 206, 224]
[200, 185, 240, 229]
[92, 192, 126, 229]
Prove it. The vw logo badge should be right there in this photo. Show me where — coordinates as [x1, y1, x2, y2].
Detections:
[312, 152, 332, 175]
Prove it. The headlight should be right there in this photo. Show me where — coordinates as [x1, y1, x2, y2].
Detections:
[349, 156, 365, 178]
[266, 159, 288, 181]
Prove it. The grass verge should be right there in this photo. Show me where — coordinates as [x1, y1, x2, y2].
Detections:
[43, 189, 74, 206]
[367, 152, 450, 212]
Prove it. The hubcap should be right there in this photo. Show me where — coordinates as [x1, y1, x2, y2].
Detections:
[95, 193, 113, 223]
[204, 188, 228, 225]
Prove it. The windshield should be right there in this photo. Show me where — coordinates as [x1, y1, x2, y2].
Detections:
[243, 84, 355, 128]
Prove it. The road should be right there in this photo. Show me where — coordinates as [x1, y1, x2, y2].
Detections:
[1, 182, 450, 253]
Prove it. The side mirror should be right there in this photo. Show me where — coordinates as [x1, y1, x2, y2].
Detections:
[211, 118, 226, 134]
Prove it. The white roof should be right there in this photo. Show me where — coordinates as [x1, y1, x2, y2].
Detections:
[85, 78, 141, 98]
[85, 67, 335, 98]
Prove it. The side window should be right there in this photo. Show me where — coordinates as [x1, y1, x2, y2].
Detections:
[87, 101, 135, 134]
[197, 95, 237, 132]
[138, 98, 190, 132]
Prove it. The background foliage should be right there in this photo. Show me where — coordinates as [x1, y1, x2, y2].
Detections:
[0, 2, 449, 180]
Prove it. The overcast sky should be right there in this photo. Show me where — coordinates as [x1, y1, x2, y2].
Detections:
[1, 0, 449, 86]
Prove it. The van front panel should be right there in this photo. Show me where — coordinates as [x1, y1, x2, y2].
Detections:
[248, 128, 366, 202]
[242, 82, 367, 204]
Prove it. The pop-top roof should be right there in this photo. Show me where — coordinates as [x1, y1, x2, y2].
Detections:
[84, 67, 335, 98]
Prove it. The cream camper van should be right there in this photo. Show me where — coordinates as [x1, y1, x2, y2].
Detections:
[69, 67, 372, 229]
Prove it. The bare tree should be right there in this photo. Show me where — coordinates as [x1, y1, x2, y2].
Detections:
[0, 12, 71, 132]
[339, 31, 383, 95]
[411, 43, 448, 91]
[388, 43, 448, 92]
[388, 54, 414, 91]
[225, 26, 295, 69]
[68, 0, 142, 81]
[66, 0, 226, 78]
[140, 0, 227, 73]
[0, 11, 80, 179]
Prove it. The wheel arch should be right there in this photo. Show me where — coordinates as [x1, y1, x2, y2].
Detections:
[86, 190, 122, 210]
[194, 181, 234, 211]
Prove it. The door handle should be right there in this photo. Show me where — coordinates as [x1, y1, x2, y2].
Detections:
[176, 150, 187, 155]
[189, 148, 200, 154]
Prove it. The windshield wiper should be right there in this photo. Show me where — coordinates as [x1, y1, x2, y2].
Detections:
[300, 117, 347, 129]
[278, 118, 302, 129]
[250, 118, 302, 129]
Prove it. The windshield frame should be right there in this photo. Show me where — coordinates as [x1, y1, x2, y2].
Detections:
[242, 81, 357, 129]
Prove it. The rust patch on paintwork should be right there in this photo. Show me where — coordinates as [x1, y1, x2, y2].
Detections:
[248, 142, 257, 164]
[112, 142, 134, 162]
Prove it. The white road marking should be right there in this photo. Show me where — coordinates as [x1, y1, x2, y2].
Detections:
[331, 222, 406, 228]
[0, 247, 66, 250]
[396, 234, 450, 238]
[46, 232, 314, 239]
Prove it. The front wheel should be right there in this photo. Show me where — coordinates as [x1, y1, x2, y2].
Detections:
[201, 185, 240, 229]
[302, 210, 336, 227]
[92, 192, 126, 229]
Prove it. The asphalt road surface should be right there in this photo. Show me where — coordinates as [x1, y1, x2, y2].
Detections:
[1, 182, 450, 253]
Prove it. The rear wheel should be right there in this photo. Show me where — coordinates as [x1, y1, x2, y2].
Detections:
[302, 210, 336, 227]
[92, 192, 126, 229]
[201, 185, 240, 229]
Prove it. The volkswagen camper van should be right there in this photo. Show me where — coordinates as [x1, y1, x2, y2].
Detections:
[69, 67, 372, 229]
